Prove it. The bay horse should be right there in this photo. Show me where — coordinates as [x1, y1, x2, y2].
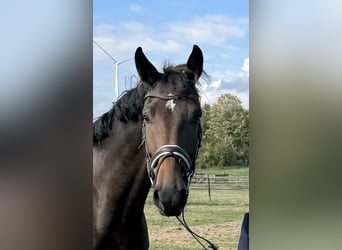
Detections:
[93, 45, 203, 250]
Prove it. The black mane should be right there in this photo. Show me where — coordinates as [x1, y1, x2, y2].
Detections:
[93, 82, 149, 145]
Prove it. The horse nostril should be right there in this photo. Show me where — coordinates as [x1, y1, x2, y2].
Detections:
[152, 187, 188, 216]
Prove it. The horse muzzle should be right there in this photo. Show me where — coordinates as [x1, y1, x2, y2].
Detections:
[153, 186, 187, 216]
[144, 144, 195, 216]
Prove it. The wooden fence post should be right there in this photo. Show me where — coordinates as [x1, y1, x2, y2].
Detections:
[207, 174, 211, 200]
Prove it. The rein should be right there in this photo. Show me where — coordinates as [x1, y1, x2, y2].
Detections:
[177, 211, 218, 250]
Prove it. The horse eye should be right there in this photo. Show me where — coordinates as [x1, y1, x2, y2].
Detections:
[143, 113, 151, 123]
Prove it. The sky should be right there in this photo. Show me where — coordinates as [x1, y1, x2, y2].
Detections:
[93, 0, 249, 118]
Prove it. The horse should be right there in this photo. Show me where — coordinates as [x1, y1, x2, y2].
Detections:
[93, 45, 203, 250]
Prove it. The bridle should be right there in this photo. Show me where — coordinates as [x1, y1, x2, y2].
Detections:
[141, 93, 217, 250]
[141, 92, 202, 192]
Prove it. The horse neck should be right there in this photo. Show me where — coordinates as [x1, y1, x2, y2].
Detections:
[93, 120, 150, 224]
[112, 122, 150, 218]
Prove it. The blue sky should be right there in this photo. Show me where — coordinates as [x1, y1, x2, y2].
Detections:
[93, 0, 249, 118]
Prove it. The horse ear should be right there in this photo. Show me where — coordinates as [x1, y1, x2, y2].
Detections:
[186, 45, 203, 81]
[135, 47, 161, 85]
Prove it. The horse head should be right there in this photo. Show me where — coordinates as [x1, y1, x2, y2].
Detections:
[135, 45, 203, 216]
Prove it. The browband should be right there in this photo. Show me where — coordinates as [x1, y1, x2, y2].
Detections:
[144, 93, 181, 101]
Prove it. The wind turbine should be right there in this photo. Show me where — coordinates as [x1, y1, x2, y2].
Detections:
[93, 40, 133, 100]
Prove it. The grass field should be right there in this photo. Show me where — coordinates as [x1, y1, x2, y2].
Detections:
[144, 184, 249, 250]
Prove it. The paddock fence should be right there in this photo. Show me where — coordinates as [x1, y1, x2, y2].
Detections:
[191, 173, 249, 190]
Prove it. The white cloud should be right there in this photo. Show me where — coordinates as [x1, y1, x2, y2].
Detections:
[168, 15, 248, 46]
[200, 88, 249, 109]
[242, 57, 249, 77]
[210, 79, 223, 89]
[93, 21, 184, 64]
[129, 3, 145, 14]
[93, 14, 248, 64]
[200, 58, 249, 109]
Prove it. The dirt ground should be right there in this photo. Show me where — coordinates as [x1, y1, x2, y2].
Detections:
[149, 220, 242, 249]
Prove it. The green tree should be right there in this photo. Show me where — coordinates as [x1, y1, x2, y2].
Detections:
[200, 103, 211, 140]
[197, 94, 249, 168]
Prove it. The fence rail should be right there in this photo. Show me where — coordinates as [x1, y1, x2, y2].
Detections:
[191, 174, 249, 190]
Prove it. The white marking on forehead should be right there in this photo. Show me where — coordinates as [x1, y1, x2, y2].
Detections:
[166, 99, 176, 112]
